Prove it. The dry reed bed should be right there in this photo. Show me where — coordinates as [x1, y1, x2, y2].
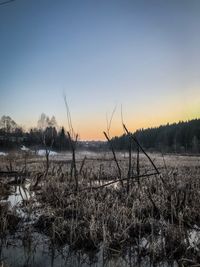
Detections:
[0, 153, 200, 265]
[32, 156, 200, 264]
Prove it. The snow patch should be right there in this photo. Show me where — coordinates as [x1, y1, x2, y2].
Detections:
[21, 145, 29, 151]
[37, 149, 58, 156]
[187, 227, 200, 250]
[0, 152, 8, 156]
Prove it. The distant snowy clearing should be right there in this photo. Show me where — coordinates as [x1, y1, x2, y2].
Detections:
[37, 149, 58, 156]
[0, 152, 8, 156]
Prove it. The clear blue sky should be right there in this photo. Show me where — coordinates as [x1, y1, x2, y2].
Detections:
[0, 0, 200, 140]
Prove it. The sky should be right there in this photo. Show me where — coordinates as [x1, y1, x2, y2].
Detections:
[0, 0, 200, 140]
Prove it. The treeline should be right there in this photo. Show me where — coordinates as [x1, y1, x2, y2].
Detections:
[0, 126, 71, 151]
[0, 114, 105, 152]
[1, 115, 200, 153]
[0, 114, 71, 151]
[111, 119, 200, 153]
[25, 127, 70, 151]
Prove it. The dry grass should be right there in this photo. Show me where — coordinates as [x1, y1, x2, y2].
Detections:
[0, 151, 200, 265]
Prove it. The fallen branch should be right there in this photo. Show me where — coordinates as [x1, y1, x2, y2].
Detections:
[66, 171, 158, 196]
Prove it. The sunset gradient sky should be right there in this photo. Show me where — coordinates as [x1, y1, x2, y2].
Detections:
[0, 0, 200, 140]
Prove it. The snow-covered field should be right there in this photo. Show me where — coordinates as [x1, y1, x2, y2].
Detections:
[0, 152, 8, 156]
[37, 149, 58, 156]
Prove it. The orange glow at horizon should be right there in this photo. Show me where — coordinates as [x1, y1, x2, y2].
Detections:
[22, 114, 200, 141]
[19, 94, 200, 141]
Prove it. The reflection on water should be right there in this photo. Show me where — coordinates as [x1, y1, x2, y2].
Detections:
[0, 232, 178, 267]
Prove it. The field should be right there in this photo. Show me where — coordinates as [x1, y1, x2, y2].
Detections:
[0, 150, 200, 267]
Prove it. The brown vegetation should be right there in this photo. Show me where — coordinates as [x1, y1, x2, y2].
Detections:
[0, 149, 200, 265]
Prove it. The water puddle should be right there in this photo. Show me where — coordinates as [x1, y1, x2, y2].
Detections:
[0, 233, 178, 267]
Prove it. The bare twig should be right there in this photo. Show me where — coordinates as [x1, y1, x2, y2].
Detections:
[63, 94, 75, 139]
[127, 135, 132, 193]
[103, 131, 123, 187]
[67, 131, 78, 191]
[106, 105, 117, 138]
[123, 124, 159, 175]
[79, 156, 86, 175]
